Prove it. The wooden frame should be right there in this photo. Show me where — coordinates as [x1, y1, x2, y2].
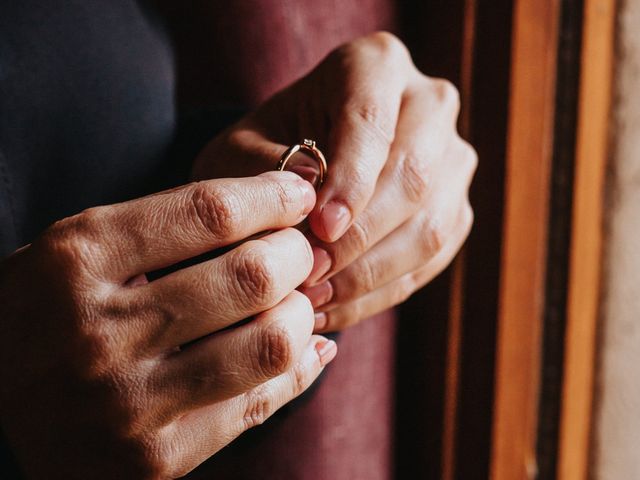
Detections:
[558, 0, 615, 477]
[395, 1, 514, 477]
[490, 0, 615, 478]
[491, 1, 561, 478]
[396, 0, 613, 477]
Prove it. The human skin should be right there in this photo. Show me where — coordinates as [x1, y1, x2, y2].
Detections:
[192, 32, 477, 332]
[0, 172, 337, 479]
[0, 31, 475, 480]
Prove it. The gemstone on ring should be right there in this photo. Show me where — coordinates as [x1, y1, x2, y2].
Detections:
[277, 139, 327, 189]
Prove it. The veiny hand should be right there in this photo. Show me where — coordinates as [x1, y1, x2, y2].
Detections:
[193, 31, 477, 333]
[0, 172, 336, 479]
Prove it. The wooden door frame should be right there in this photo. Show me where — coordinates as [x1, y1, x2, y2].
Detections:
[558, 0, 615, 478]
[490, 0, 615, 478]
[395, 1, 613, 477]
[491, 1, 561, 478]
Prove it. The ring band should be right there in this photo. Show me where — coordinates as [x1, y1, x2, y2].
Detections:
[277, 139, 327, 188]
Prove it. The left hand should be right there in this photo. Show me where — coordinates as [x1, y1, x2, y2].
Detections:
[192, 31, 477, 333]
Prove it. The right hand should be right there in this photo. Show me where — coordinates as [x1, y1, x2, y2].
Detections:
[0, 171, 336, 479]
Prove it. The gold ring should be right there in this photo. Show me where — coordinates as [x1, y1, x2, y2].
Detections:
[277, 139, 327, 189]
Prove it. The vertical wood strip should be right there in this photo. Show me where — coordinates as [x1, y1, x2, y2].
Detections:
[491, 0, 561, 478]
[442, 1, 477, 478]
[557, 0, 615, 478]
[442, 256, 465, 480]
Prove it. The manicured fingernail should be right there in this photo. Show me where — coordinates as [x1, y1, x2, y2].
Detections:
[299, 181, 316, 214]
[302, 281, 333, 308]
[320, 201, 351, 242]
[314, 312, 328, 331]
[316, 339, 337, 366]
[306, 247, 332, 286]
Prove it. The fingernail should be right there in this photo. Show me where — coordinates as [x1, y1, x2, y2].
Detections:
[316, 339, 337, 366]
[314, 312, 328, 331]
[306, 247, 332, 286]
[299, 181, 316, 214]
[302, 281, 333, 308]
[320, 201, 351, 242]
[125, 273, 148, 287]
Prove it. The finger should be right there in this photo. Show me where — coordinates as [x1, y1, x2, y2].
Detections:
[314, 204, 473, 333]
[302, 216, 440, 310]
[305, 77, 468, 286]
[122, 228, 313, 351]
[157, 291, 317, 411]
[162, 335, 336, 478]
[194, 126, 290, 180]
[196, 125, 325, 187]
[308, 33, 414, 243]
[48, 171, 315, 282]
[302, 157, 473, 308]
[319, 173, 472, 307]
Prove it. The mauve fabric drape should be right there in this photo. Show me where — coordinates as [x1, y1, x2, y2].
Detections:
[156, 0, 398, 108]
[154, 2, 401, 479]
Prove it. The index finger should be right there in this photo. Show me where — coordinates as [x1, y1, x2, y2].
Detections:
[308, 33, 411, 242]
[55, 171, 315, 282]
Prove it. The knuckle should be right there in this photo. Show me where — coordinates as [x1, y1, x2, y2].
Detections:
[464, 203, 475, 231]
[463, 142, 479, 174]
[226, 127, 251, 150]
[148, 435, 185, 480]
[291, 362, 309, 396]
[334, 259, 377, 304]
[160, 437, 192, 480]
[256, 324, 294, 378]
[242, 385, 275, 430]
[39, 210, 106, 276]
[355, 258, 379, 295]
[334, 31, 408, 67]
[420, 219, 446, 259]
[232, 246, 278, 307]
[69, 207, 108, 241]
[345, 99, 395, 146]
[397, 151, 430, 203]
[348, 220, 371, 257]
[366, 31, 409, 61]
[432, 77, 461, 112]
[188, 182, 240, 240]
[395, 276, 419, 305]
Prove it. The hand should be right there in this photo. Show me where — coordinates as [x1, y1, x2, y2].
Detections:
[192, 31, 477, 332]
[0, 172, 336, 479]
